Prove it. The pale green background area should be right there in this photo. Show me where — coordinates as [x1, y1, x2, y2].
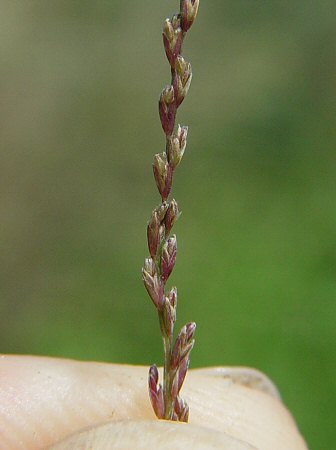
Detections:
[1, 1, 335, 448]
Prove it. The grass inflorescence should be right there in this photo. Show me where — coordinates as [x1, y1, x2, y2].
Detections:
[142, 0, 199, 422]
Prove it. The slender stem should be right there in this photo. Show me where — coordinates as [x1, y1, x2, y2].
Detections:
[158, 311, 173, 419]
[163, 334, 173, 419]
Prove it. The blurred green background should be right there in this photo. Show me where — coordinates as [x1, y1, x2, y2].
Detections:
[1, 0, 335, 448]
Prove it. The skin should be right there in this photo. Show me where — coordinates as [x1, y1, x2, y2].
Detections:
[0, 355, 308, 450]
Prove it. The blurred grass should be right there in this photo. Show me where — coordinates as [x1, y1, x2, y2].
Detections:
[1, 1, 335, 448]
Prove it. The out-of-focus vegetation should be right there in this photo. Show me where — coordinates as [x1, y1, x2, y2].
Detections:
[1, 1, 335, 448]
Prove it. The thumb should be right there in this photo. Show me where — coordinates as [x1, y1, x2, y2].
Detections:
[50, 420, 256, 450]
[0, 355, 307, 450]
